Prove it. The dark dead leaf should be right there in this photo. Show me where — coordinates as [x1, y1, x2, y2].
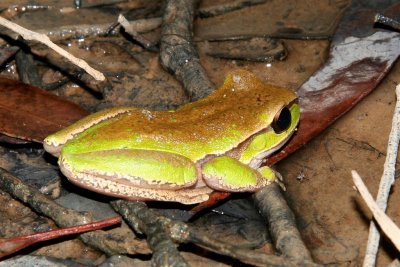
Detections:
[267, 1, 400, 165]
[0, 77, 89, 143]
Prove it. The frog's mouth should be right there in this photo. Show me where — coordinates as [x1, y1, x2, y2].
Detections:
[247, 127, 296, 169]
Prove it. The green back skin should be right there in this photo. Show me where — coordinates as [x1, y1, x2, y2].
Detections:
[61, 70, 298, 162]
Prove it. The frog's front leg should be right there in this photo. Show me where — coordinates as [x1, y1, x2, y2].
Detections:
[201, 156, 276, 191]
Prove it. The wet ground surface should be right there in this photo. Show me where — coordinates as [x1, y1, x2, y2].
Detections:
[0, 0, 399, 266]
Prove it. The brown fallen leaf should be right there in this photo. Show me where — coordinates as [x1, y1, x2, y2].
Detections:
[267, 1, 400, 165]
[0, 77, 89, 142]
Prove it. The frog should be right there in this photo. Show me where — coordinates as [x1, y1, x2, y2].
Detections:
[44, 69, 300, 205]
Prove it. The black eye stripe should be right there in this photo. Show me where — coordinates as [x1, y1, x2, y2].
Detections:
[271, 107, 291, 134]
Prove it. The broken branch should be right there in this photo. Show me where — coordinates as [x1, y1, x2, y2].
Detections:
[0, 16, 105, 81]
[352, 171, 400, 251]
[362, 84, 400, 266]
[253, 183, 316, 265]
[0, 167, 149, 255]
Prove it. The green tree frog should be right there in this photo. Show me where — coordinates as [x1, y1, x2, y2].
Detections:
[44, 70, 300, 204]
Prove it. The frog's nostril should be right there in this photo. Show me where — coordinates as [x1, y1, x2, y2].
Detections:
[272, 107, 291, 134]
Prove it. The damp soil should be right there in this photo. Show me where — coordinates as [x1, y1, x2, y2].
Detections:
[0, 0, 398, 266]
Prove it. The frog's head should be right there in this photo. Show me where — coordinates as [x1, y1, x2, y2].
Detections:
[240, 101, 300, 168]
[220, 70, 300, 168]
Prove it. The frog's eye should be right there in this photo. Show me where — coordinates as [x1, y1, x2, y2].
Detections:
[271, 106, 291, 134]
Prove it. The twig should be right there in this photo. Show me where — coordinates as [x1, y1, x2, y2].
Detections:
[15, 49, 42, 87]
[38, 50, 111, 93]
[160, 0, 214, 101]
[0, 17, 162, 43]
[375, 14, 400, 32]
[0, 16, 105, 81]
[352, 171, 400, 251]
[188, 229, 295, 266]
[0, 216, 121, 259]
[0, 46, 19, 66]
[0, 167, 150, 255]
[362, 84, 400, 267]
[198, 0, 267, 18]
[253, 183, 317, 265]
[111, 200, 190, 267]
[112, 199, 302, 267]
[118, 14, 154, 49]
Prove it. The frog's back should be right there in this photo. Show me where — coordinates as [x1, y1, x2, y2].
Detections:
[64, 70, 297, 161]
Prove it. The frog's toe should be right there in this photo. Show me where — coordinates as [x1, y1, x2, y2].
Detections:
[59, 149, 199, 190]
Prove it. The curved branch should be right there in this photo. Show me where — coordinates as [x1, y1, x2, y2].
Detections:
[0, 168, 149, 255]
[253, 183, 316, 265]
[111, 200, 190, 267]
[160, 0, 214, 101]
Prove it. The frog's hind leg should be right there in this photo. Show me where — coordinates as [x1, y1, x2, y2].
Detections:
[59, 149, 200, 190]
[201, 156, 276, 191]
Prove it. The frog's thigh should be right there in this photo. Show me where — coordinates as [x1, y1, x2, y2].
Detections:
[202, 156, 276, 191]
[60, 149, 199, 189]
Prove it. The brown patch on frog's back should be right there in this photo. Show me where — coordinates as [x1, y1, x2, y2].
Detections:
[71, 70, 297, 157]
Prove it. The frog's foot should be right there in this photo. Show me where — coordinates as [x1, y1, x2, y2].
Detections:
[202, 156, 276, 191]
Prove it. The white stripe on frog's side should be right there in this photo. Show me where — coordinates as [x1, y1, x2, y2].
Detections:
[44, 107, 136, 156]
[248, 129, 296, 169]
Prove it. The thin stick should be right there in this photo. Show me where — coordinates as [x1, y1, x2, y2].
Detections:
[375, 14, 400, 32]
[362, 84, 400, 267]
[198, 0, 267, 18]
[0, 16, 105, 81]
[111, 200, 190, 267]
[0, 216, 121, 259]
[0, 17, 162, 44]
[0, 167, 150, 255]
[118, 14, 153, 49]
[352, 171, 400, 251]
[112, 200, 303, 267]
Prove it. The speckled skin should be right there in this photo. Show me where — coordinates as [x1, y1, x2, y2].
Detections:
[44, 70, 299, 204]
